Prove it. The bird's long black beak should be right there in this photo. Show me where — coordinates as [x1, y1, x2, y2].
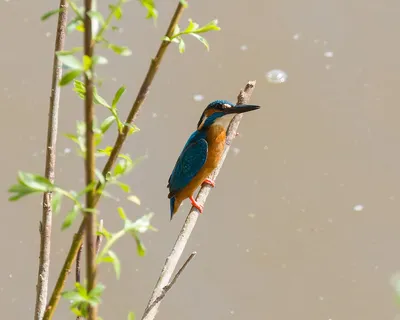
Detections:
[223, 104, 260, 114]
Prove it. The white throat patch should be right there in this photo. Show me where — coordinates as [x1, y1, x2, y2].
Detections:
[213, 114, 235, 129]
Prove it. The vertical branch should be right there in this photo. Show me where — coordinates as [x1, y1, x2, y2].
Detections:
[84, 0, 97, 319]
[35, 2, 68, 320]
[44, 3, 186, 318]
[141, 81, 257, 320]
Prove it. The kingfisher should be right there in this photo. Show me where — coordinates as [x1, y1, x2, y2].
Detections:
[167, 100, 260, 219]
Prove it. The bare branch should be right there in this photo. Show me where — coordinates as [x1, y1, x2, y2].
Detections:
[76, 245, 83, 285]
[35, 2, 68, 320]
[142, 252, 197, 318]
[43, 3, 186, 318]
[141, 81, 257, 320]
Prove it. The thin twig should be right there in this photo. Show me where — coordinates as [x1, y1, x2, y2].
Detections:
[75, 245, 83, 320]
[83, 0, 97, 318]
[77, 220, 103, 285]
[35, 2, 68, 320]
[76, 245, 83, 284]
[142, 252, 197, 319]
[141, 81, 257, 320]
[43, 3, 186, 319]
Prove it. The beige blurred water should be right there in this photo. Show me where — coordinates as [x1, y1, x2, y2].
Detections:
[2, 0, 400, 319]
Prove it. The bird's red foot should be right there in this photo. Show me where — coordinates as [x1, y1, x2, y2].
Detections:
[235, 132, 240, 137]
[189, 196, 203, 213]
[202, 178, 215, 188]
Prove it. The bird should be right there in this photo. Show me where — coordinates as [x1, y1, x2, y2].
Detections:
[167, 99, 260, 219]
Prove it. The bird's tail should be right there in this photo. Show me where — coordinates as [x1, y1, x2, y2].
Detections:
[170, 197, 181, 220]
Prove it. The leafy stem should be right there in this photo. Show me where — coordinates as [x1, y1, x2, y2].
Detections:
[42, 2, 187, 318]
[95, 0, 125, 41]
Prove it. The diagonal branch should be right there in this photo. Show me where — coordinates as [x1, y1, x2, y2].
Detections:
[141, 80, 257, 320]
[43, 3, 186, 319]
[35, 2, 68, 320]
[142, 252, 197, 319]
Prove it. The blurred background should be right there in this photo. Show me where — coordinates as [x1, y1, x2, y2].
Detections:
[2, 0, 400, 319]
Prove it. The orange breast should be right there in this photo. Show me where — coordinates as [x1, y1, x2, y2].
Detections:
[174, 125, 226, 202]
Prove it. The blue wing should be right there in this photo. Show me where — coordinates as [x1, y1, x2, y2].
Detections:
[168, 132, 208, 198]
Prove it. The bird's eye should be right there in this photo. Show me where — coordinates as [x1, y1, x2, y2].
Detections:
[222, 103, 231, 109]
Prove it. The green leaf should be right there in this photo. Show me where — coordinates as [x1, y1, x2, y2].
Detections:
[59, 70, 82, 86]
[93, 55, 108, 65]
[98, 227, 112, 241]
[178, 38, 185, 54]
[190, 33, 210, 51]
[8, 183, 36, 201]
[51, 191, 63, 214]
[107, 250, 121, 279]
[97, 146, 113, 157]
[194, 19, 221, 34]
[83, 55, 92, 71]
[67, 17, 83, 34]
[134, 234, 146, 256]
[112, 86, 126, 108]
[127, 195, 141, 205]
[18, 172, 54, 192]
[62, 290, 86, 303]
[73, 79, 86, 99]
[70, 307, 84, 317]
[73, 80, 111, 107]
[162, 36, 171, 42]
[100, 116, 115, 134]
[114, 158, 133, 176]
[88, 283, 105, 304]
[124, 123, 140, 135]
[127, 312, 135, 320]
[76, 24, 85, 32]
[125, 213, 154, 233]
[109, 4, 122, 20]
[41, 8, 64, 21]
[139, 0, 158, 21]
[62, 205, 80, 230]
[64, 133, 86, 153]
[184, 19, 199, 33]
[56, 52, 83, 70]
[75, 281, 87, 296]
[108, 44, 132, 56]
[117, 207, 127, 221]
[115, 181, 131, 193]
[94, 88, 111, 108]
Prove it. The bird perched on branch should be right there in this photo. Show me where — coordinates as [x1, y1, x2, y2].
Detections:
[167, 100, 260, 219]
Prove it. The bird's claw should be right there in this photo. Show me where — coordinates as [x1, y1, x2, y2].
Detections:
[189, 196, 203, 213]
[202, 178, 215, 188]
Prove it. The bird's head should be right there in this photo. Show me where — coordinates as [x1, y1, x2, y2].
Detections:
[197, 100, 260, 131]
